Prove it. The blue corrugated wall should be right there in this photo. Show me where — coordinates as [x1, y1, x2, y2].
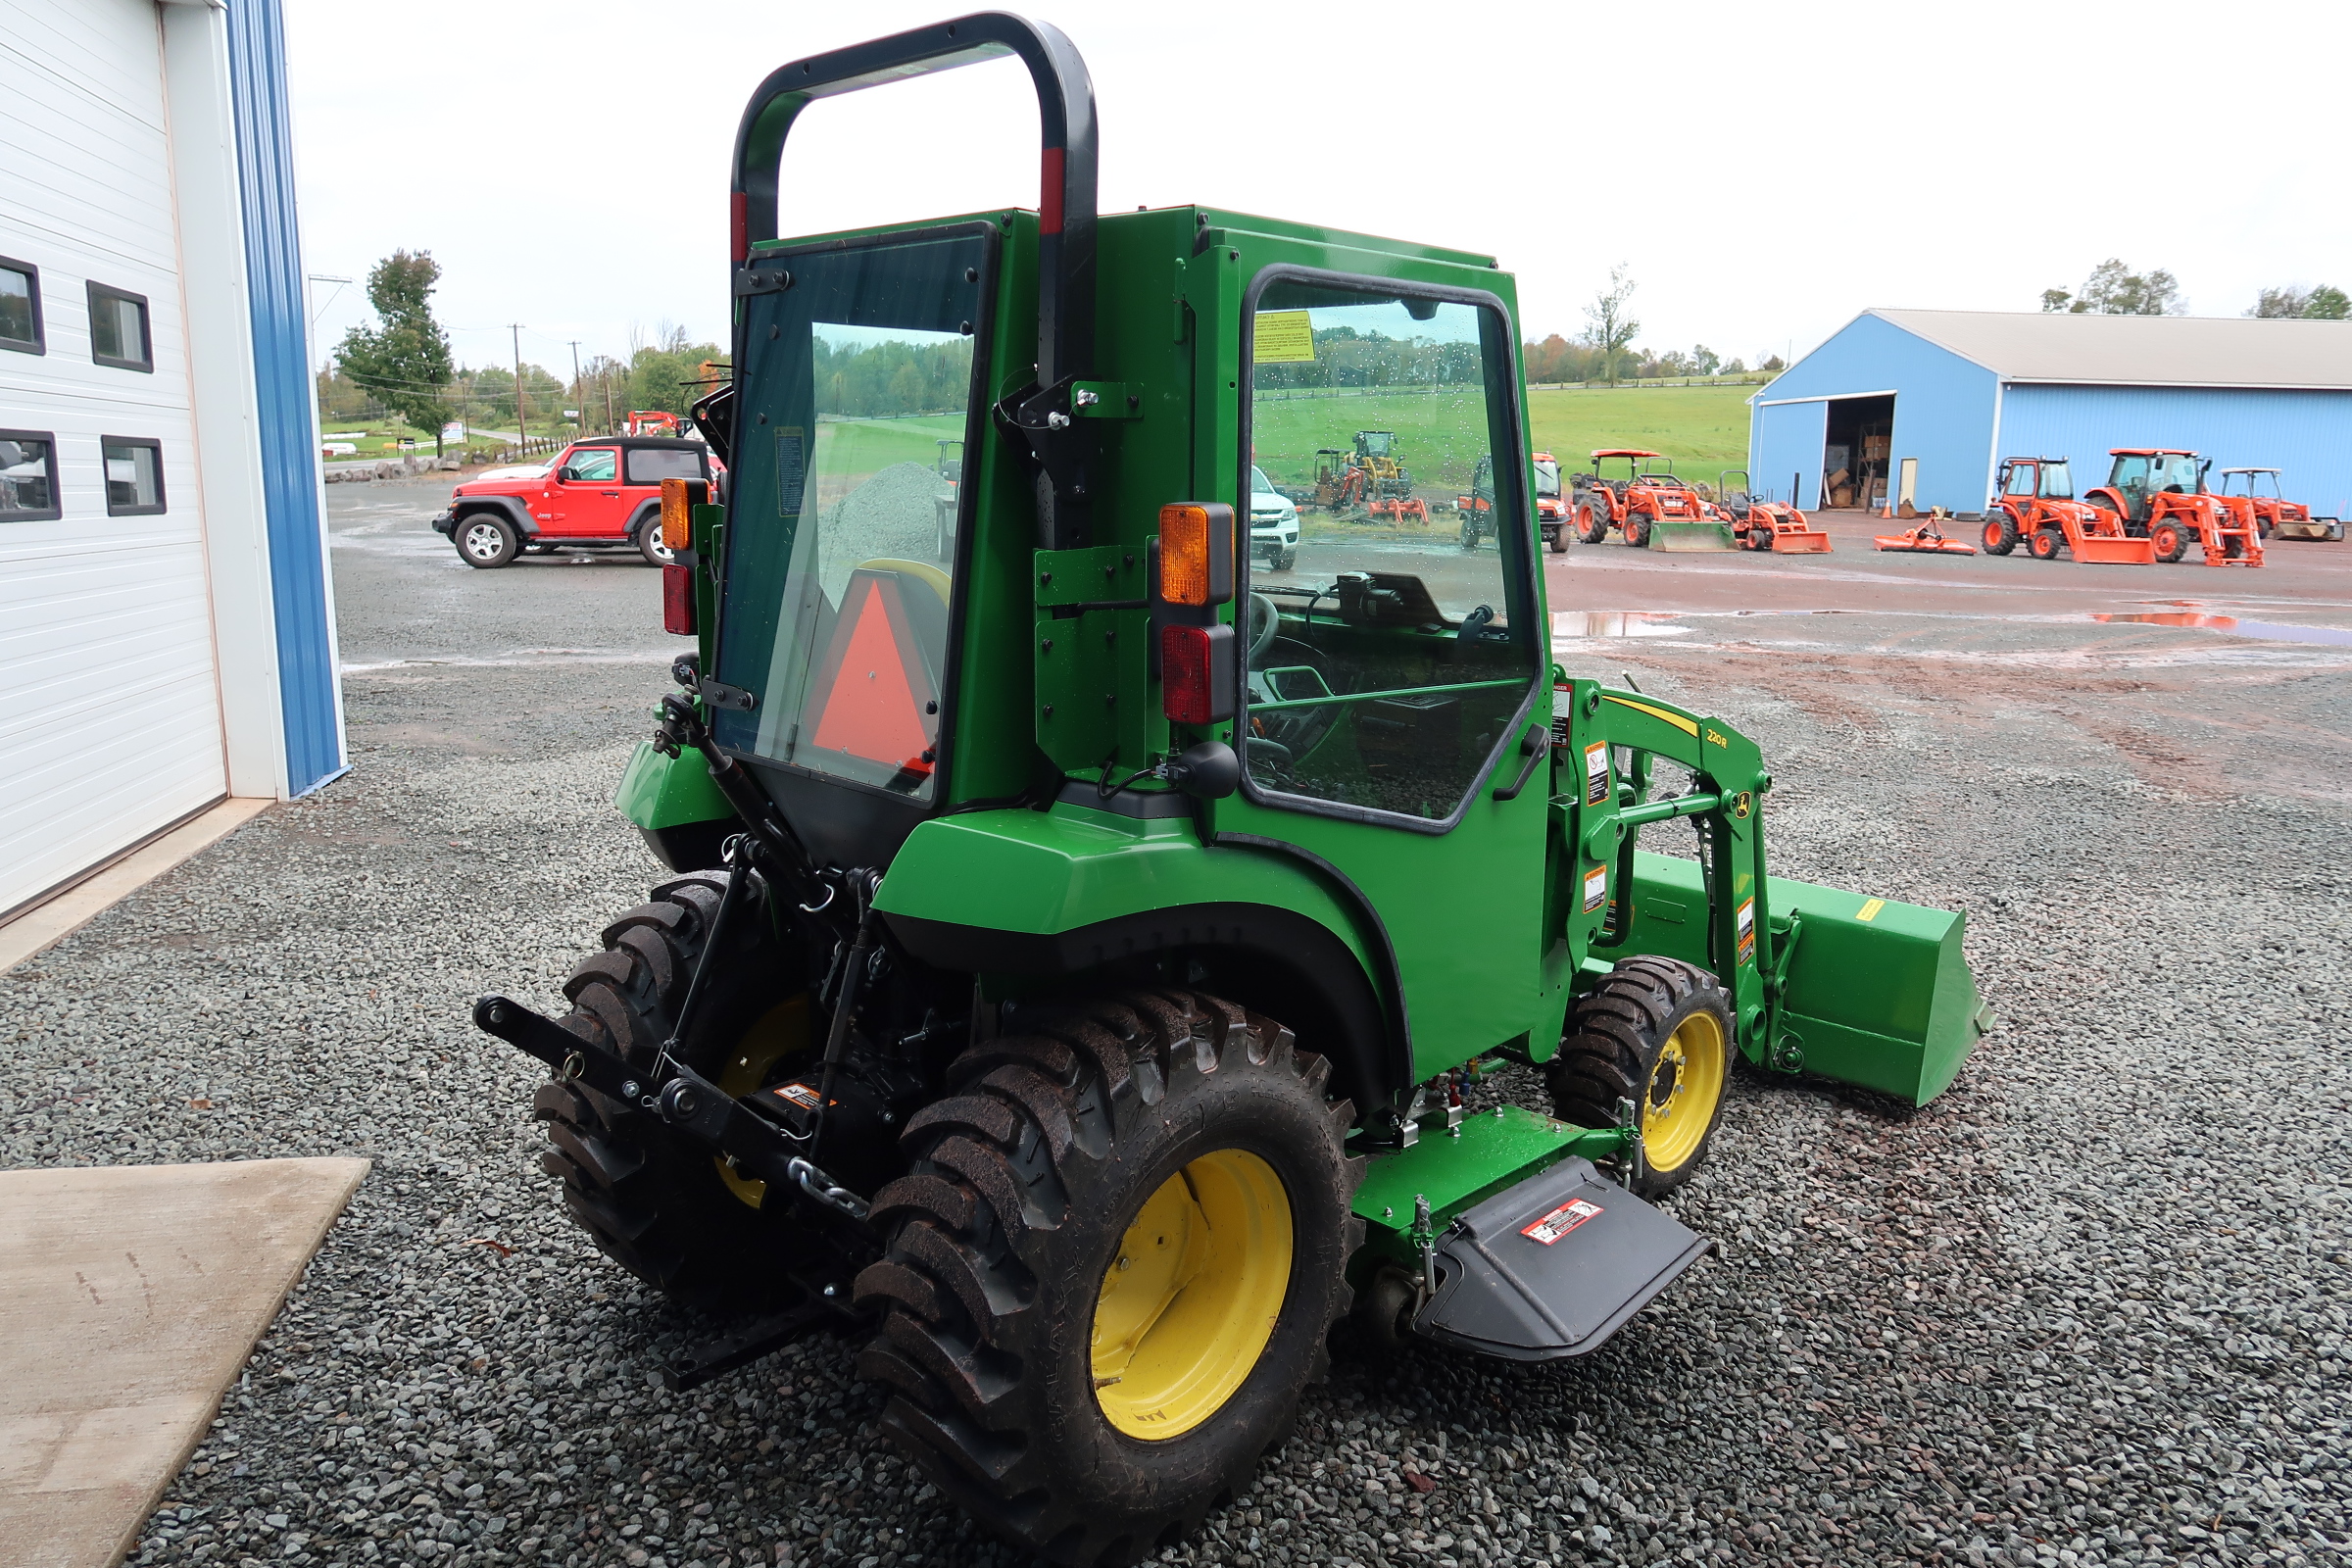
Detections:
[1749, 313, 2000, 513]
[1999, 384, 2352, 519]
[225, 0, 344, 796]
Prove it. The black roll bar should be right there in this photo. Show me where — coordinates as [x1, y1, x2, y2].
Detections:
[729, 13, 1101, 548]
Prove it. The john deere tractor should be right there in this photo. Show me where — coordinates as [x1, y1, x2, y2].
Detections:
[476, 16, 1989, 1565]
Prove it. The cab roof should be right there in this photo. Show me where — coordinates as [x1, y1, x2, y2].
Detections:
[1592, 448, 1662, 460]
[2109, 448, 2198, 457]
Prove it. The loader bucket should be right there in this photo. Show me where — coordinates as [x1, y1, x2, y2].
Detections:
[1617, 852, 1990, 1106]
[1650, 520, 1735, 552]
[1769, 528, 1833, 554]
[2072, 536, 2157, 565]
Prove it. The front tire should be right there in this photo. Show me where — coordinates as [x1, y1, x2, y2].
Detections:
[2150, 519, 2189, 563]
[1544, 956, 1733, 1199]
[855, 990, 1361, 1567]
[2030, 527, 2064, 561]
[457, 514, 518, 567]
[1626, 514, 1652, 548]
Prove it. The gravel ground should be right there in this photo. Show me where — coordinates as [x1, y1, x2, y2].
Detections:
[3, 476, 2348, 1568]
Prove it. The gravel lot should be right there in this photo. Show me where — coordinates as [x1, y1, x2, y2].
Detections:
[3, 476, 2348, 1568]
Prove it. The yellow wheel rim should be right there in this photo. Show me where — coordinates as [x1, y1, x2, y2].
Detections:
[1641, 1009, 1726, 1172]
[1090, 1150, 1292, 1440]
[712, 994, 811, 1207]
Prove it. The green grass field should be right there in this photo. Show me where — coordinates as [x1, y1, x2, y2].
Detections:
[1250, 385, 1755, 493]
[812, 414, 965, 495]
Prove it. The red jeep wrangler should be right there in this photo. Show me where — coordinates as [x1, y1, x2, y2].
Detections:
[431, 436, 718, 568]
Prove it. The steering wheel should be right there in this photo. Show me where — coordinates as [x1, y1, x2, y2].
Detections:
[1248, 591, 1281, 664]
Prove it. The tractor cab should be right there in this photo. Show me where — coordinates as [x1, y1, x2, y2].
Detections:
[2101, 448, 2208, 520]
[1997, 457, 2074, 501]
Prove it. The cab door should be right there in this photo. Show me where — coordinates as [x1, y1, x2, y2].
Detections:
[544, 444, 623, 537]
[1203, 262, 1553, 1099]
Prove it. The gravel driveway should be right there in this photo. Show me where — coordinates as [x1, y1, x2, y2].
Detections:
[3, 477, 2347, 1568]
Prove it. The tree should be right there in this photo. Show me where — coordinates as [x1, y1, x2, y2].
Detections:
[1581, 265, 1640, 385]
[2248, 283, 2349, 319]
[1723, 358, 1747, 375]
[334, 251, 456, 452]
[1692, 345, 1721, 376]
[1758, 353, 1786, 372]
[2039, 259, 2182, 316]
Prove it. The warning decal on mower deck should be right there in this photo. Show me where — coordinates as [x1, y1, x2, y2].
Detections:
[1583, 865, 1608, 913]
[1583, 742, 1610, 805]
[1521, 1197, 1604, 1245]
[771, 1082, 823, 1111]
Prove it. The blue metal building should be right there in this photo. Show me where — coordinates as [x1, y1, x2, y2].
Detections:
[1749, 310, 2352, 518]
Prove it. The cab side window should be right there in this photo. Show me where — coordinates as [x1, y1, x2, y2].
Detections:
[1240, 278, 1538, 825]
[565, 447, 617, 482]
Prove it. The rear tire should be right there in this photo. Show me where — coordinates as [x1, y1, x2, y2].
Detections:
[535, 873, 808, 1312]
[855, 990, 1362, 1567]
[1544, 956, 1733, 1199]
[1577, 502, 1608, 545]
[2030, 527, 2064, 561]
[1459, 517, 1480, 550]
[1982, 512, 2019, 555]
[457, 514, 518, 567]
[634, 512, 673, 565]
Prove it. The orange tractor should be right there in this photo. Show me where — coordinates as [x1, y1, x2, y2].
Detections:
[1715, 468, 1831, 553]
[2216, 467, 2342, 543]
[1983, 455, 2155, 564]
[2087, 449, 2262, 566]
[623, 410, 682, 438]
[1573, 450, 1717, 548]
[1457, 450, 1566, 552]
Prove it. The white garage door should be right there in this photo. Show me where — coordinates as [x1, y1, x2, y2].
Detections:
[0, 0, 228, 916]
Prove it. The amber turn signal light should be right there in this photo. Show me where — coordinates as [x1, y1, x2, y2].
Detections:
[661, 477, 708, 554]
[1153, 503, 1234, 607]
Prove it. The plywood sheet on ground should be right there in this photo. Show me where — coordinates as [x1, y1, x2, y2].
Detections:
[0, 1158, 368, 1568]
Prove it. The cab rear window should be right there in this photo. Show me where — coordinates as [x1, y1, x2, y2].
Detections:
[626, 448, 705, 485]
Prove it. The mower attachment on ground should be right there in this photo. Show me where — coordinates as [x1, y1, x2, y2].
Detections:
[1413, 1156, 1710, 1361]
[1875, 512, 1976, 554]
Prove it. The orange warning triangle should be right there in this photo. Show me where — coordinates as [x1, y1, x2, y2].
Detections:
[808, 577, 931, 765]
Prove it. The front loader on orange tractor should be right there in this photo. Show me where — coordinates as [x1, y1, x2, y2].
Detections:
[1715, 469, 1831, 554]
[2087, 449, 2262, 566]
[1982, 456, 2155, 564]
[1573, 450, 1728, 549]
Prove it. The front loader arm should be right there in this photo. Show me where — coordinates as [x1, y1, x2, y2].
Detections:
[1552, 676, 1990, 1106]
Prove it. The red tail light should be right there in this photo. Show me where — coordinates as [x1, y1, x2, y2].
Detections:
[662, 564, 696, 635]
[1160, 622, 1233, 725]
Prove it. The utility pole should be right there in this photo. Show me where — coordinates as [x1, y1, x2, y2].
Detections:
[510, 323, 527, 453]
[567, 340, 583, 437]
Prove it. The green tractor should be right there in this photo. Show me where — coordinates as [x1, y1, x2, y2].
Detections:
[477, 15, 1990, 1566]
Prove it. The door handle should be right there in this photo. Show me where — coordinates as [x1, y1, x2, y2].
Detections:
[601, 490, 620, 497]
[1492, 725, 1548, 802]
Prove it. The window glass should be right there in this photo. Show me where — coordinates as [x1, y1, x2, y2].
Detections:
[1243, 280, 1537, 822]
[711, 229, 989, 804]
[0, 430, 60, 520]
[0, 260, 39, 353]
[2149, 454, 2198, 493]
[2110, 455, 2150, 495]
[88, 285, 150, 369]
[102, 438, 164, 514]
[564, 447, 618, 482]
[2038, 461, 2072, 500]
[625, 447, 705, 485]
[2004, 466, 2035, 496]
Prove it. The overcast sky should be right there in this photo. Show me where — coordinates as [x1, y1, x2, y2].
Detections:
[288, 0, 2352, 380]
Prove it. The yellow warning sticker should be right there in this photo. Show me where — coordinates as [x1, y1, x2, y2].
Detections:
[1252, 310, 1316, 364]
[1856, 898, 1885, 922]
[1583, 865, 1608, 913]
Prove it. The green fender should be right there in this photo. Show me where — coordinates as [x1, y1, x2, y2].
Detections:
[874, 799, 1405, 1108]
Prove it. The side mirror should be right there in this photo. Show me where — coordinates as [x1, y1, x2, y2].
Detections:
[555, 465, 577, 482]
[1163, 740, 1240, 799]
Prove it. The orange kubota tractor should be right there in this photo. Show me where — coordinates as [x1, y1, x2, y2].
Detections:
[2087, 449, 2261, 566]
[1983, 455, 2155, 564]
[2216, 467, 2342, 543]
[1573, 450, 1711, 547]
[1715, 468, 1831, 553]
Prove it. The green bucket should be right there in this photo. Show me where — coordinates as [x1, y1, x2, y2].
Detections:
[1649, 520, 1735, 552]
[1616, 852, 1990, 1105]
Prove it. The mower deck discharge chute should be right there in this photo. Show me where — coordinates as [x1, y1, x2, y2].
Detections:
[470, 16, 1990, 1564]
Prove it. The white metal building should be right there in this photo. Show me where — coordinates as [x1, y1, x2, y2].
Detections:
[1, 0, 343, 922]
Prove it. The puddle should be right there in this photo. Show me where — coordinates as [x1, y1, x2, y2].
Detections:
[1551, 612, 1691, 638]
[2090, 612, 2352, 647]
